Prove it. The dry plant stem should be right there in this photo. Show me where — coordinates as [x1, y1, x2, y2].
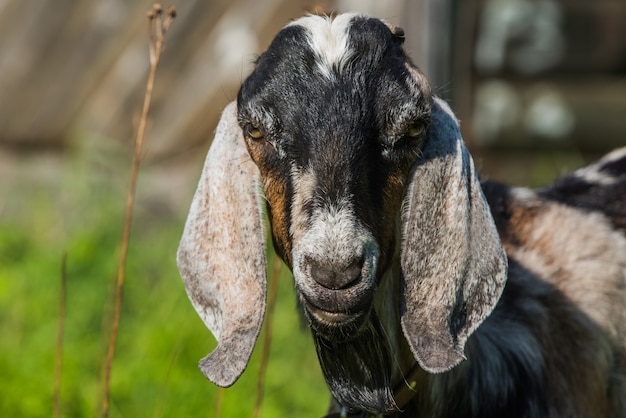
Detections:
[253, 257, 283, 418]
[101, 5, 175, 418]
[213, 387, 226, 417]
[54, 252, 67, 418]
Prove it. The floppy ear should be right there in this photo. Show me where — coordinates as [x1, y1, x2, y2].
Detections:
[400, 97, 507, 373]
[177, 101, 267, 387]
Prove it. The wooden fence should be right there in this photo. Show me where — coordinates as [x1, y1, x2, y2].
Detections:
[0, 0, 623, 162]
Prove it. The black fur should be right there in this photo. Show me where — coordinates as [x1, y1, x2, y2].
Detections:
[237, 17, 430, 272]
[540, 175, 626, 233]
[231, 14, 626, 417]
[314, 314, 396, 414]
[236, 16, 432, 413]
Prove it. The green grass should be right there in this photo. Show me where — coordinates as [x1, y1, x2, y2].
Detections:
[0, 143, 328, 417]
[1, 135, 590, 418]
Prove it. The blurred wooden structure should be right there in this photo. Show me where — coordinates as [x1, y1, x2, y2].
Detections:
[462, 0, 626, 153]
[0, 0, 331, 157]
[0, 0, 623, 163]
[0, 0, 438, 160]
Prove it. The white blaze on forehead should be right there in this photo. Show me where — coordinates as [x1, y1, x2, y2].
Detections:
[287, 13, 361, 79]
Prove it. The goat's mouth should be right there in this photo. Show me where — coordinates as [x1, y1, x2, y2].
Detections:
[299, 291, 373, 340]
[291, 236, 380, 340]
[304, 299, 356, 323]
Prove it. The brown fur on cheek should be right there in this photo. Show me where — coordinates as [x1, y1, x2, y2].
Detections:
[374, 170, 411, 275]
[263, 177, 293, 267]
[244, 140, 293, 267]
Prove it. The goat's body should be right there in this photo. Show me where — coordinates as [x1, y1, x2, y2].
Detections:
[412, 266, 625, 418]
[326, 149, 626, 418]
[391, 152, 626, 417]
[327, 151, 626, 418]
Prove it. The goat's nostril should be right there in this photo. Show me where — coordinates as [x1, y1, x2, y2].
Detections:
[308, 256, 363, 290]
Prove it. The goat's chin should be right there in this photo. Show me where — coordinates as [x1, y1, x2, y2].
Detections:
[302, 301, 370, 341]
[312, 313, 396, 414]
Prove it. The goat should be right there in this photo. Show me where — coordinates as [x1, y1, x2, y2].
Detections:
[177, 13, 626, 417]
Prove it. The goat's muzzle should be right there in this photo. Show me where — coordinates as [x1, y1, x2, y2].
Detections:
[296, 251, 378, 341]
[290, 201, 380, 340]
[308, 255, 363, 290]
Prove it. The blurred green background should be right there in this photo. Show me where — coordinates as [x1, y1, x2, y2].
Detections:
[0, 137, 328, 417]
[0, 0, 624, 417]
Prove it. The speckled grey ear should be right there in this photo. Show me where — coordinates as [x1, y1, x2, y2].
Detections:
[400, 98, 507, 373]
[177, 102, 267, 387]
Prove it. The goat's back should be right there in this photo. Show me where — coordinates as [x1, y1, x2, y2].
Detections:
[476, 147, 626, 417]
[541, 147, 626, 233]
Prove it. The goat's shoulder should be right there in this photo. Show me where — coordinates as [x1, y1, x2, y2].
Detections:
[473, 173, 626, 417]
[481, 174, 626, 341]
[539, 146, 626, 234]
[423, 255, 625, 418]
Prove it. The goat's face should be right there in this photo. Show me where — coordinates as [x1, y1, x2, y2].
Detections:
[237, 14, 431, 340]
[178, 13, 508, 413]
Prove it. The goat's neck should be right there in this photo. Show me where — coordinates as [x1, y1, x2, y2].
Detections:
[374, 256, 467, 416]
[374, 258, 423, 390]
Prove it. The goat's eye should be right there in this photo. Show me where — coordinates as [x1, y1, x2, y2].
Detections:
[405, 122, 426, 138]
[385, 121, 428, 157]
[246, 126, 264, 141]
